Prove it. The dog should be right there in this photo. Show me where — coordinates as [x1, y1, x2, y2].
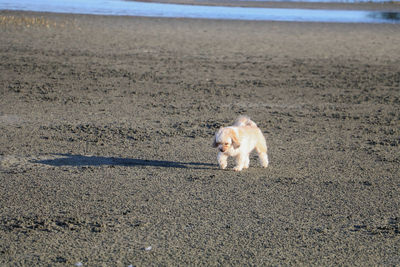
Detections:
[212, 116, 269, 171]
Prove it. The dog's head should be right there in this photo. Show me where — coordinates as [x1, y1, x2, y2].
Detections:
[212, 127, 240, 152]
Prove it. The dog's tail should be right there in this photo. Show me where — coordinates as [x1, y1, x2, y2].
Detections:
[234, 115, 258, 127]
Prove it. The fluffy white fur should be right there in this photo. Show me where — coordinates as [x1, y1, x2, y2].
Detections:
[212, 116, 269, 171]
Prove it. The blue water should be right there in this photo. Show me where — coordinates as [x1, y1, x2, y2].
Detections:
[0, 0, 399, 23]
[231, 0, 392, 2]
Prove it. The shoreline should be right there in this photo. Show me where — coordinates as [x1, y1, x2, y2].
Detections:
[132, 0, 400, 11]
[1, 8, 399, 25]
[1, 0, 400, 23]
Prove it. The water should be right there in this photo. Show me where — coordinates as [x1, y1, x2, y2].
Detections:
[0, 0, 399, 23]
[231, 0, 392, 2]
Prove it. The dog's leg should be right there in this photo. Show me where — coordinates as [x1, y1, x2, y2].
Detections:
[233, 154, 246, 172]
[243, 154, 250, 169]
[217, 152, 228, 169]
[258, 152, 269, 168]
[256, 142, 269, 168]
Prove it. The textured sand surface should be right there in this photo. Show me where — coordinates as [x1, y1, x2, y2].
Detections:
[0, 10, 399, 265]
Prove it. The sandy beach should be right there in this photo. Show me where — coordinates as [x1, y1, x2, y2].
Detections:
[0, 8, 399, 265]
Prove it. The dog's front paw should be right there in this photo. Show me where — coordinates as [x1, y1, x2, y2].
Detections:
[219, 162, 227, 169]
[259, 153, 269, 168]
[233, 166, 243, 172]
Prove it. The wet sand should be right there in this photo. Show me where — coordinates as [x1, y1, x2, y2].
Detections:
[1, 10, 399, 266]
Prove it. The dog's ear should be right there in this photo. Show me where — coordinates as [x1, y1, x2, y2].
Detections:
[212, 127, 223, 148]
[230, 129, 240, 149]
[212, 136, 218, 148]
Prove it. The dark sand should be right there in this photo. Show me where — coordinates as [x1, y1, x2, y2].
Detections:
[1, 9, 399, 266]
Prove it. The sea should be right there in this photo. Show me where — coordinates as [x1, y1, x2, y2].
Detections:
[0, 0, 399, 23]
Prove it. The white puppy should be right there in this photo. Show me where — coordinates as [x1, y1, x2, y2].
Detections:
[212, 116, 269, 171]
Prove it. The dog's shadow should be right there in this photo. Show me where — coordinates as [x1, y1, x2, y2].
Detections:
[32, 154, 215, 169]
